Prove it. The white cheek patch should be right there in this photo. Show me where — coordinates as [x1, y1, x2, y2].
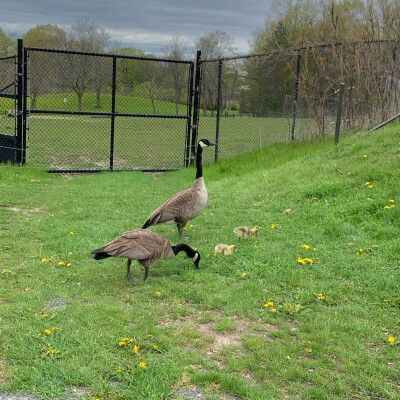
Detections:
[191, 253, 199, 263]
[199, 141, 206, 148]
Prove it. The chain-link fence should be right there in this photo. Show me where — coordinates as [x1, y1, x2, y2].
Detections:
[24, 48, 194, 171]
[0, 55, 17, 163]
[198, 40, 400, 163]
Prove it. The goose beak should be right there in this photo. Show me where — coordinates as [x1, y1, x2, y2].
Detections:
[209, 141, 216, 146]
[194, 259, 200, 269]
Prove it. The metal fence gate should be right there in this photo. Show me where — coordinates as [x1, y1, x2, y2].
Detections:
[23, 45, 195, 172]
[0, 40, 23, 165]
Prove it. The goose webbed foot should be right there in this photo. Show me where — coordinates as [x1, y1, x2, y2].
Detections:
[126, 274, 141, 282]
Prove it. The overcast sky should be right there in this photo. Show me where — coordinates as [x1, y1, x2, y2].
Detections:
[0, 0, 274, 55]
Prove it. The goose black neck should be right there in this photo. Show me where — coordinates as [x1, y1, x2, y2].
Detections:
[172, 243, 197, 258]
[195, 143, 203, 179]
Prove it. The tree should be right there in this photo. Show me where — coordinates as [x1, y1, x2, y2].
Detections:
[161, 35, 190, 115]
[62, 19, 112, 110]
[23, 25, 66, 109]
[195, 31, 235, 116]
[0, 28, 14, 56]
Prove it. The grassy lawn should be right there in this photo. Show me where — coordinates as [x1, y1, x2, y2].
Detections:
[0, 125, 399, 399]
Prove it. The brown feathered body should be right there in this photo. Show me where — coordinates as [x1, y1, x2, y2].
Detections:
[143, 177, 208, 231]
[92, 229, 174, 267]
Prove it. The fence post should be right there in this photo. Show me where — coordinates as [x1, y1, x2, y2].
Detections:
[215, 59, 223, 162]
[291, 51, 301, 140]
[185, 61, 195, 167]
[16, 38, 23, 164]
[190, 50, 202, 165]
[334, 83, 345, 145]
[109, 56, 117, 170]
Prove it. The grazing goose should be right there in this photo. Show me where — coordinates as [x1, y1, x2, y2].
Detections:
[142, 138, 216, 238]
[91, 229, 200, 280]
[233, 226, 258, 240]
[215, 244, 237, 256]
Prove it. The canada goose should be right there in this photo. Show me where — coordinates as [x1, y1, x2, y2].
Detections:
[91, 229, 200, 280]
[233, 226, 258, 240]
[142, 138, 216, 238]
[215, 244, 237, 256]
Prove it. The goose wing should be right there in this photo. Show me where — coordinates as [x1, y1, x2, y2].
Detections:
[100, 229, 170, 260]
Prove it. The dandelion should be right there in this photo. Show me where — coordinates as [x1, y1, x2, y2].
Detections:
[270, 308, 277, 312]
[152, 344, 158, 351]
[389, 199, 395, 203]
[317, 293, 326, 300]
[363, 154, 367, 158]
[118, 341, 126, 347]
[116, 368, 122, 373]
[44, 329, 52, 336]
[298, 258, 306, 265]
[58, 261, 64, 266]
[2, 269, 11, 274]
[242, 273, 247, 277]
[41, 258, 47, 263]
[264, 301, 274, 308]
[133, 345, 139, 353]
[365, 181, 370, 185]
[66, 263, 71, 268]
[270, 224, 276, 229]
[301, 244, 310, 250]
[368, 185, 373, 189]
[69, 231, 74, 235]
[46, 348, 57, 356]
[188, 224, 194, 228]
[155, 291, 162, 296]
[388, 337, 395, 344]
[139, 362, 148, 369]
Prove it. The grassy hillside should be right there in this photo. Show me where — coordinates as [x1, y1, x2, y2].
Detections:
[0, 126, 399, 399]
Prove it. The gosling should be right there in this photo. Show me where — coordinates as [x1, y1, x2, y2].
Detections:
[233, 226, 258, 240]
[215, 244, 237, 256]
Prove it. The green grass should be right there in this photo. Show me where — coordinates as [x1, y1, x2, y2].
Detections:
[0, 125, 399, 399]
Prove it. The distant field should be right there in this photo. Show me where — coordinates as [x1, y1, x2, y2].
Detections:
[2, 92, 333, 170]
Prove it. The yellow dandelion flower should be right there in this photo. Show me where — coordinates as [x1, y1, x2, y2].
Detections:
[133, 345, 139, 353]
[129, 338, 135, 343]
[58, 261, 64, 266]
[41, 258, 47, 263]
[118, 341, 126, 347]
[69, 231, 74, 235]
[317, 293, 326, 300]
[388, 337, 395, 343]
[139, 361, 147, 369]
[389, 199, 395, 203]
[264, 301, 274, 308]
[188, 224, 194, 228]
[303, 258, 313, 264]
[117, 368, 122, 373]
[155, 291, 162, 296]
[365, 181, 370, 185]
[242, 273, 247, 277]
[270, 308, 277, 312]
[270, 224, 276, 229]
[301, 244, 310, 250]
[363, 154, 367, 158]
[298, 258, 306, 265]
[368, 185, 373, 189]
[152, 344, 158, 350]
[44, 329, 52, 336]
[384, 206, 390, 210]
[66, 263, 71, 268]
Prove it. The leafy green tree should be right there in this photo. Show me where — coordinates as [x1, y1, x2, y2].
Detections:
[0, 28, 14, 56]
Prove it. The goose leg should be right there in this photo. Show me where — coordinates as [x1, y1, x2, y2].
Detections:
[144, 265, 150, 280]
[126, 259, 140, 281]
[177, 223, 190, 240]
